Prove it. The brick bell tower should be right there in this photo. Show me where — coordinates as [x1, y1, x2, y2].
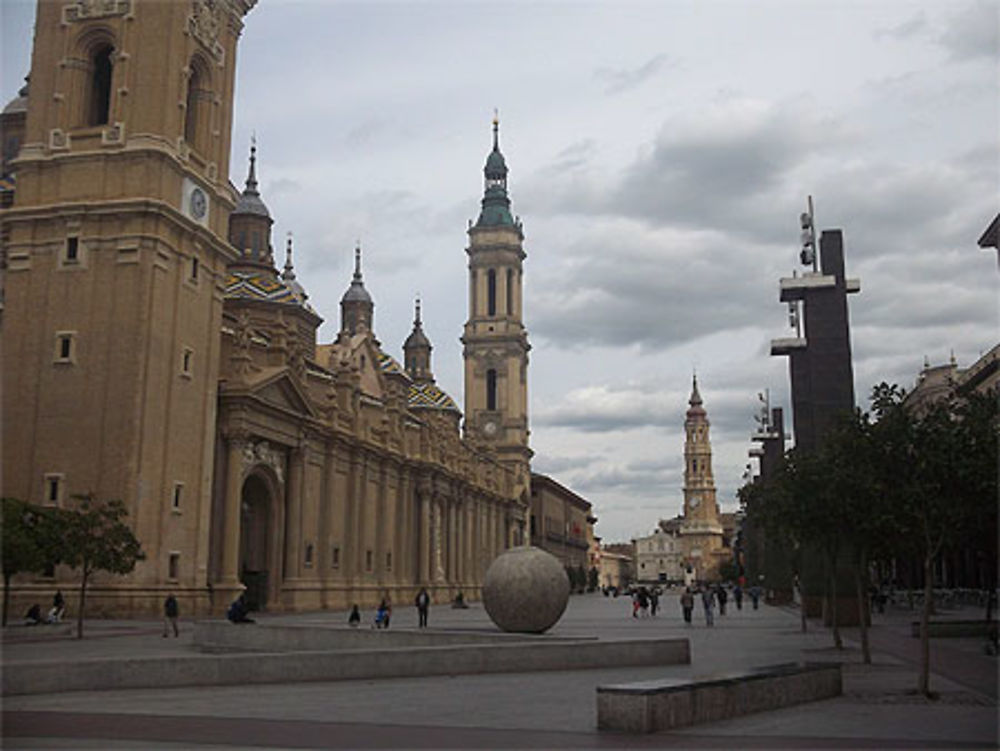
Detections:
[462, 114, 533, 499]
[1, 0, 256, 614]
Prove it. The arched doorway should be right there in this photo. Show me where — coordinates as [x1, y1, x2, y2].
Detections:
[240, 474, 272, 611]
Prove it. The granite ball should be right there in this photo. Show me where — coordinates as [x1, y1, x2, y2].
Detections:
[482, 546, 570, 633]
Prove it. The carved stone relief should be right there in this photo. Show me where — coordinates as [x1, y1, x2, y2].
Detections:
[241, 439, 285, 484]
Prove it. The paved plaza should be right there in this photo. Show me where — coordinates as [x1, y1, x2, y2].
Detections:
[2, 592, 997, 749]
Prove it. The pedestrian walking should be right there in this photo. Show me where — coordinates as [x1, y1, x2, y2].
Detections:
[716, 584, 728, 616]
[733, 584, 743, 611]
[650, 589, 659, 617]
[680, 588, 694, 625]
[749, 585, 761, 610]
[348, 604, 361, 627]
[415, 587, 430, 628]
[701, 586, 715, 627]
[163, 593, 179, 637]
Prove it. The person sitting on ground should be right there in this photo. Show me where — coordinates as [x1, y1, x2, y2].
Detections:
[46, 590, 66, 624]
[348, 604, 361, 627]
[226, 593, 255, 624]
[373, 600, 388, 629]
[452, 591, 467, 609]
[24, 603, 42, 626]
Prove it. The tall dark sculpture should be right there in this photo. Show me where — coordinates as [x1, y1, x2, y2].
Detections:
[771, 207, 862, 623]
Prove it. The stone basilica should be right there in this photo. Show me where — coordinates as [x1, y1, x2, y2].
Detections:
[1, 0, 532, 616]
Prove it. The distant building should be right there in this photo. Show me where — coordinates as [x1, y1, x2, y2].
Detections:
[529, 473, 594, 571]
[599, 542, 633, 588]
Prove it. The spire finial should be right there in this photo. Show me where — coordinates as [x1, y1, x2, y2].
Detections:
[353, 244, 362, 280]
[414, 295, 422, 325]
[492, 108, 499, 150]
[245, 134, 259, 193]
[283, 231, 294, 277]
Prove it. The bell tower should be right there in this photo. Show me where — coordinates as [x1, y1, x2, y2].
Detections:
[1, 0, 256, 609]
[681, 376, 722, 532]
[462, 115, 532, 492]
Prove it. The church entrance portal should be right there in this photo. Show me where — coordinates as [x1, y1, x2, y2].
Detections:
[239, 473, 272, 611]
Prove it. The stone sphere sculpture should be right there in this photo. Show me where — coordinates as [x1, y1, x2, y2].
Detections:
[482, 546, 570, 633]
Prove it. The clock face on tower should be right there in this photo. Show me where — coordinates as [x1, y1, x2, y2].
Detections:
[482, 418, 499, 438]
[189, 187, 207, 220]
[689, 495, 701, 509]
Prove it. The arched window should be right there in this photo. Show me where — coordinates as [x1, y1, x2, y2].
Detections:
[89, 45, 113, 126]
[506, 268, 513, 314]
[184, 57, 211, 151]
[486, 368, 497, 411]
[487, 269, 496, 316]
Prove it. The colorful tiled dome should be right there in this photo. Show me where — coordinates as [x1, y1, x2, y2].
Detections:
[376, 350, 406, 377]
[409, 382, 460, 413]
[224, 271, 299, 304]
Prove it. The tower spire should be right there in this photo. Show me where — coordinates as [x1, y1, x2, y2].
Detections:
[283, 232, 295, 280]
[245, 134, 259, 195]
[492, 108, 499, 151]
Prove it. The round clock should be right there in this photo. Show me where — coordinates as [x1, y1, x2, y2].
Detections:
[482, 419, 499, 438]
[689, 496, 701, 509]
[189, 187, 207, 220]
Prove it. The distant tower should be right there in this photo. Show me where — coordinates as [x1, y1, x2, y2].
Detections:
[404, 298, 433, 383]
[462, 115, 532, 492]
[682, 376, 722, 532]
[340, 246, 374, 336]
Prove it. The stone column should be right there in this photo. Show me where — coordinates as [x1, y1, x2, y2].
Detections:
[283, 446, 304, 580]
[447, 500, 457, 583]
[219, 432, 246, 586]
[418, 484, 430, 584]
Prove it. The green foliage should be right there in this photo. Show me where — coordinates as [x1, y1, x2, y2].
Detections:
[1, 498, 64, 626]
[717, 559, 740, 582]
[61, 495, 145, 638]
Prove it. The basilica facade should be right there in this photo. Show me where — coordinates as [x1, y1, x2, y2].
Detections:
[1, 0, 531, 616]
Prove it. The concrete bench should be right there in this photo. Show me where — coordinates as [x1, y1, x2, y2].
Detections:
[597, 662, 841, 733]
[910, 620, 998, 638]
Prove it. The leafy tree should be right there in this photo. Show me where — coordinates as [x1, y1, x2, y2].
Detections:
[717, 559, 740, 583]
[1, 498, 63, 627]
[61, 495, 145, 639]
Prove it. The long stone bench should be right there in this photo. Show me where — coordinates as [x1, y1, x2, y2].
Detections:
[4, 635, 690, 696]
[597, 662, 841, 733]
[910, 620, 998, 638]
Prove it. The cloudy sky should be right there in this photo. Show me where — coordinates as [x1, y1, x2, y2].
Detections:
[3, 1, 997, 543]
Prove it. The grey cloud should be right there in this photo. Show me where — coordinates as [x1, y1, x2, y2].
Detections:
[874, 12, 927, 41]
[939, 1, 999, 61]
[595, 53, 675, 95]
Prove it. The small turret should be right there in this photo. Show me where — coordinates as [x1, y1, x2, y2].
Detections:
[340, 245, 374, 335]
[228, 137, 275, 266]
[403, 297, 433, 383]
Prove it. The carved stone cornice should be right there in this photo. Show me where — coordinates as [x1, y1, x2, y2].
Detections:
[63, 0, 131, 23]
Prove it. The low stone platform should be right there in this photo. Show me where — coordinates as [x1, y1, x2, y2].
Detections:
[910, 619, 998, 638]
[3, 623, 690, 696]
[194, 620, 577, 652]
[1, 624, 74, 642]
[596, 662, 842, 733]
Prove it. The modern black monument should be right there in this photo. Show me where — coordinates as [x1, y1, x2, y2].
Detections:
[745, 400, 791, 602]
[770, 199, 861, 622]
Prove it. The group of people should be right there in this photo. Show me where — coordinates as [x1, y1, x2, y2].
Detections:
[677, 583, 763, 626]
[347, 588, 436, 629]
[629, 586, 660, 618]
[23, 590, 66, 626]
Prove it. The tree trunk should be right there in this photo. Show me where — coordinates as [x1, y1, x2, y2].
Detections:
[2, 572, 11, 627]
[917, 552, 934, 696]
[855, 551, 871, 664]
[77, 567, 89, 639]
[799, 573, 808, 633]
[829, 551, 842, 649]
